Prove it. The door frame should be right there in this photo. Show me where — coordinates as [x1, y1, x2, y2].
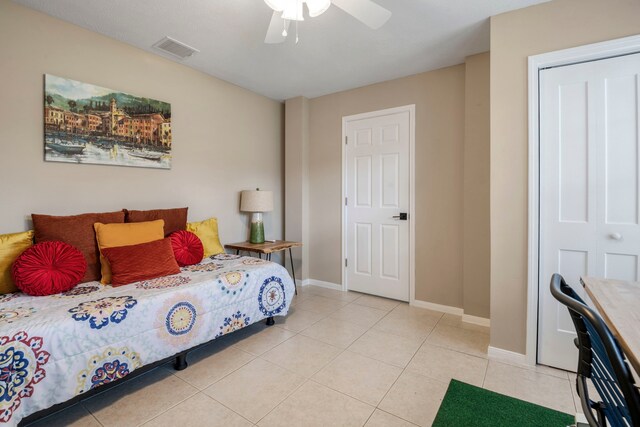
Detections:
[526, 34, 640, 366]
[341, 104, 416, 302]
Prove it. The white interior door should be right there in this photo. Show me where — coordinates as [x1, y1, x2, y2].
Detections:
[345, 108, 411, 301]
[538, 53, 640, 371]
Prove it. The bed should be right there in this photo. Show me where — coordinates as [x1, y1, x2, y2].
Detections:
[0, 254, 295, 426]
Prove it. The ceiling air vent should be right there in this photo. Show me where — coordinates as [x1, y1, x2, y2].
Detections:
[152, 36, 199, 60]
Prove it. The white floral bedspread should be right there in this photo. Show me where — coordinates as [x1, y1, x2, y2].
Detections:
[0, 255, 294, 426]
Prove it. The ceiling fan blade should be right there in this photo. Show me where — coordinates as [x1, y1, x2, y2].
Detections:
[331, 0, 391, 30]
[265, 11, 289, 44]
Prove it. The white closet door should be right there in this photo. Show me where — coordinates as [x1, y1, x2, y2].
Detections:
[538, 53, 640, 371]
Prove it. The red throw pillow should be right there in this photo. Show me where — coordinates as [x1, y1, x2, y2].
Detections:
[101, 238, 180, 286]
[32, 211, 125, 283]
[124, 208, 188, 237]
[170, 231, 204, 267]
[12, 241, 87, 296]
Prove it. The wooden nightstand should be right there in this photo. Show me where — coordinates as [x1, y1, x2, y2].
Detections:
[224, 240, 302, 295]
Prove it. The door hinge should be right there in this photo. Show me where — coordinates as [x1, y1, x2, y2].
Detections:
[345, 259, 348, 267]
[345, 136, 348, 145]
[345, 197, 348, 206]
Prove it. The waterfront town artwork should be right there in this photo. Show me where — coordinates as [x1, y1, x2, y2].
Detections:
[44, 75, 172, 169]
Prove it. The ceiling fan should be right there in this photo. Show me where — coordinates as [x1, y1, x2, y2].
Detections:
[264, 0, 392, 44]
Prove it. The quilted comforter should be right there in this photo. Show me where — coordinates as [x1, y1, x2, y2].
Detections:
[0, 254, 295, 426]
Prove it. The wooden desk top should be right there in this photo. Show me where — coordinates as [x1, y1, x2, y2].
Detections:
[224, 240, 302, 254]
[582, 276, 640, 375]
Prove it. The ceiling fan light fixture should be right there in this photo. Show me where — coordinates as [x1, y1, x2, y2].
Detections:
[306, 0, 331, 17]
[281, 0, 305, 21]
[264, 0, 286, 12]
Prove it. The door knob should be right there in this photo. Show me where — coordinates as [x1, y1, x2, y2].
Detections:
[610, 232, 623, 240]
[392, 213, 408, 220]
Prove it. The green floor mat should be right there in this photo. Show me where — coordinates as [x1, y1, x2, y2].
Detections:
[432, 379, 574, 427]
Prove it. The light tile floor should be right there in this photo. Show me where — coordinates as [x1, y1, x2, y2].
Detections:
[27, 285, 577, 427]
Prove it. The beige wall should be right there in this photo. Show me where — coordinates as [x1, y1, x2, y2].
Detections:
[307, 65, 466, 305]
[284, 97, 309, 281]
[463, 53, 490, 318]
[0, 1, 284, 250]
[490, 0, 640, 353]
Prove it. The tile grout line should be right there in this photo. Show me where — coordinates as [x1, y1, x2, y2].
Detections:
[567, 374, 580, 415]
[375, 407, 422, 426]
[80, 368, 197, 426]
[176, 347, 257, 391]
[137, 376, 200, 426]
[141, 389, 258, 426]
[254, 297, 420, 424]
[220, 296, 354, 424]
[490, 357, 575, 382]
[67, 290, 488, 426]
[275, 310, 327, 333]
[233, 301, 470, 424]
[306, 377, 378, 412]
[423, 311, 492, 391]
[266, 330, 357, 408]
[481, 359, 490, 388]
[200, 391, 258, 426]
[265, 291, 497, 424]
[361, 407, 376, 426]
[257, 334, 345, 378]
[253, 376, 310, 425]
[371, 311, 442, 420]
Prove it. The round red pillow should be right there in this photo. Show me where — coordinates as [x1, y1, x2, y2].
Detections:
[170, 231, 204, 267]
[12, 241, 87, 296]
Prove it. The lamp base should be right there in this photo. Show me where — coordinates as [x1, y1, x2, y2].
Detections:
[249, 212, 265, 244]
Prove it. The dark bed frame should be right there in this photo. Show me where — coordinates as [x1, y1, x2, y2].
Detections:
[19, 316, 276, 426]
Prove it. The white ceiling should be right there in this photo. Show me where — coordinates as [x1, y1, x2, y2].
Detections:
[15, 0, 549, 100]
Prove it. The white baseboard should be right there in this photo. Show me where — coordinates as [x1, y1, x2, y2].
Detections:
[462, 314, 491, 327]
[302, 279, 343, 291]
[488, 346, 530, 366]
[303, 285, 490, 327]
[411, 299, 464, 316]
[410, 299, 491, 327]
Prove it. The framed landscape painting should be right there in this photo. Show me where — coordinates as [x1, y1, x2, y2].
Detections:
[44, 74, 172, 169]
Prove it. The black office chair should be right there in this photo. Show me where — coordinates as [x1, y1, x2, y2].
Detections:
[550, 273, 640, 427]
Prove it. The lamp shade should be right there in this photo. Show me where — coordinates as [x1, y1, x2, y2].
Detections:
[240, 190, 274, 213]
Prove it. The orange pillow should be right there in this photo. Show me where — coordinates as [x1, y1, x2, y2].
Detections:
[102, 238, 180, 286]
[94, 219, 165, 284]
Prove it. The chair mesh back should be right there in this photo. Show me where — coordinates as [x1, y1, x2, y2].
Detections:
[583, 320, 633, 426]
[550, 274, 640, 427]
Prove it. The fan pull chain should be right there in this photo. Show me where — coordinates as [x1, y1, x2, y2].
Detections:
[282, 18, 288, 37]
[295, 0, 300, 43]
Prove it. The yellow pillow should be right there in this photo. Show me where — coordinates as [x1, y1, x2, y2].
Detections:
[187, 218, 224, 257]
[0, 230, 34, 294]
[94, 219, 164, 284]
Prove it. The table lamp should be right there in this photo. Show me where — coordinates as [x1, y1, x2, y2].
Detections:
[240, 189, 273, 244]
